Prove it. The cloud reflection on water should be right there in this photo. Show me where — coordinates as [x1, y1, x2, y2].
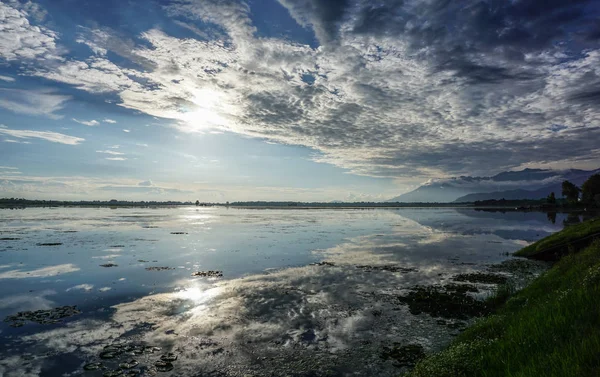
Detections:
[0, 208, 564, 376]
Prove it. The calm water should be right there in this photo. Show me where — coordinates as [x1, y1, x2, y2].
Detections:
[0, 207, 576, 376]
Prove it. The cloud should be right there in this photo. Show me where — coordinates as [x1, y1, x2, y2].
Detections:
[72, 118, 100, 126]
[96, 150, 124, 155]
[6, 0, 600, 182]
[0, 264, 79, 279]
[0, 75, 15, 82]
[3, 138, 31, 144]
[0, 88, 70, 119]
[138, 180, 153, 187]
[103, 118, 117, 123]
[0, 1, 61, 61]
[122, 129, 130, 132]
[105, 157, 127, 161]
[0, 125, 84, 145]
[66, 284, 94, 292]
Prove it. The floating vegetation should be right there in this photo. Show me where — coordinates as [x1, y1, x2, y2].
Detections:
[160, 353, 178, 362]
[36, 242, 63, 246]
[145, 266, 174, 271]
[154, 360, 174, 372]
[487, 259, 548, 275]
[110, 245, 125, 248]
[443, 283, 480, 294]
[310, 261, 335, 266]
[83, 362, 103, 371]
[170, 232, 187, 235]
[103, 370, 124, 377]
[100, 263, 118, 268]
[119, 360, 139, 369]
[380, 343, 426, 368]
[142, 226, 159, 229]
[453, 272, 508, 285]
[191, 270, 223, 277]
[357, 264, 418, 273]
[4, 305, 81, 326]
[137, 259, 149, 263]
[0, 237, 20, 240]
[397, 286, 489, 320]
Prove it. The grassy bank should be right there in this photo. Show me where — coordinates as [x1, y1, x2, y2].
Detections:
[405, 226, 600, 376]
[514, 217, 600, 258]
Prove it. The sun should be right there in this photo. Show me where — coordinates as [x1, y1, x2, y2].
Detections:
[179, 87, 233, 131]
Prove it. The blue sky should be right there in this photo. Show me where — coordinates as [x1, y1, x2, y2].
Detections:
[1, 0, 599, 201]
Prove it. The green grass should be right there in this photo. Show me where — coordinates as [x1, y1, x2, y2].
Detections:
[514, 216, 600, 257]
[405, 240, 600, 377]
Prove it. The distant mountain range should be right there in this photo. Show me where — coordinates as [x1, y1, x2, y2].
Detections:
[387, 168, 600, 203]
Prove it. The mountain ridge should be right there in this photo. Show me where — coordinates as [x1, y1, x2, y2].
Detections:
[388, 168, 600, 203]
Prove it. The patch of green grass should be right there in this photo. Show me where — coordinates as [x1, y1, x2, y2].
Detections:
[515, 216, 600, 257]
[405, 240, 600, 377]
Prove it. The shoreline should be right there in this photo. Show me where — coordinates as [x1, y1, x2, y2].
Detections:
[404, 216, 600, 376]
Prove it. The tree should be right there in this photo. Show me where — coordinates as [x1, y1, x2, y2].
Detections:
[546, 192, 556, 204]
[562, 180, 580, 204]
[195, 200, 200, 206]
[581, 174, 600, 206]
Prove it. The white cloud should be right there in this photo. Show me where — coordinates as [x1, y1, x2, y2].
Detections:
[66, 284, 94, 292]
[0, 88, 70, 119]
[0, 125, 84, 145]
[3, 138, 31, 144]
[5, 0, 600, 181]
[106, 157, 127, 161]
[0, 1, 61, 61]
[0, 264, 79, 279]
[72, 118, 99, 126]
[96, 150, 124, 155]
[103, 118, 117, 123]
[138, 180, 153, 187]
[122, 129, 130, 132]
[0, 75, 15, 82]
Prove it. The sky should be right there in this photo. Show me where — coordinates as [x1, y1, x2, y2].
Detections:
[0, 0, 599, 202]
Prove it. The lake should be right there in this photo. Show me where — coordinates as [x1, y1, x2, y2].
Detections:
[0, 207, 579, 376]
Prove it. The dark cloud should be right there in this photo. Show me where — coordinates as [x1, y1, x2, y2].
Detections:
[6, 0, 600, 183]
[277, 0, 350, 42]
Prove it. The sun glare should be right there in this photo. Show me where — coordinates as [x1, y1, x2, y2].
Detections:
[179, 87, 233, 131]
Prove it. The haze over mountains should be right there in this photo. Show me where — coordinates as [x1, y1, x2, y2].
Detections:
[388, 168, 600, 203]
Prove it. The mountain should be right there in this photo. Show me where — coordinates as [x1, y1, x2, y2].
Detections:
[388, 168, 600, 203]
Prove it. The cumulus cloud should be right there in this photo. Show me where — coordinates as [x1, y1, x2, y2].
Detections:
[103, 118, 117, 123]
[6, 0, 600, 180]
[0, 125, 84, 145]
[0, 1, 61, 61]
[0, 88, 70, 119]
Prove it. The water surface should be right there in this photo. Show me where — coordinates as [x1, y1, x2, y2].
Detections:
[0, 207, 574, 376]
